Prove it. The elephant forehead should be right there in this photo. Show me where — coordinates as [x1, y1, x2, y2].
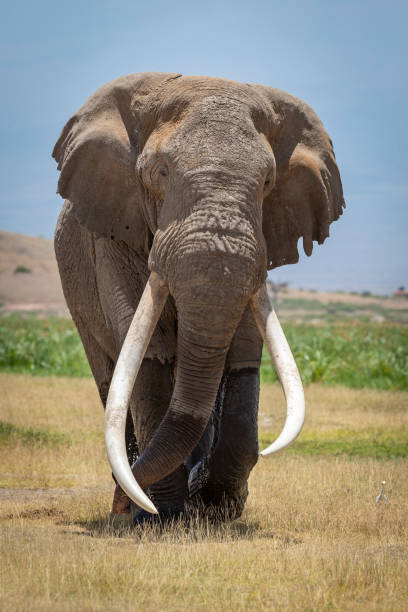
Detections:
[192, 93, 257, 114]
[144, 94, 257, 148]
[186, 95, 263, 136]
[169, 99, 271, 156]
[157, 76, 273, 126]
[176, 100, 259, 146]
[141, 112, 273, 183]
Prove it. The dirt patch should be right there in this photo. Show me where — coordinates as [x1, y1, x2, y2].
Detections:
[0, 486, 110, 505]
[0, 486, 113, 526]
[2, 507, 65, 521]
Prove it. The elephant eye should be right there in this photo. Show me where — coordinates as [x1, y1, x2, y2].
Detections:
[159, 167, 168, 177]
[264, 166, 276, 191]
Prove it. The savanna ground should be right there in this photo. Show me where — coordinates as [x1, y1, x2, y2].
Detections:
[0, 314, 407, 610]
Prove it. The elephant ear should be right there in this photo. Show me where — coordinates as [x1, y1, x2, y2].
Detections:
[252, 85, 345, 269]
[52, 72, 181, 252]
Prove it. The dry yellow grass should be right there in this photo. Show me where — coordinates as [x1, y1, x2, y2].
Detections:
[0, 375, 108, 488]
[0, 373, 407, 610]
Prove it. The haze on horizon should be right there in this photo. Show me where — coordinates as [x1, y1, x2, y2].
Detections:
[0, 0, 406, 295]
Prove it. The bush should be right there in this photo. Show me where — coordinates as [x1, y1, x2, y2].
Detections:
[13, 265, 32, 274]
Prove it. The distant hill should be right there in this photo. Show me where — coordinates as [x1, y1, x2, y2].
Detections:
[0, 230, 67, 314]
[0, 230, 406, 322]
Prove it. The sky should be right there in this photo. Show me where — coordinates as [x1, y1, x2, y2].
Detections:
[0, 0, 406, 294]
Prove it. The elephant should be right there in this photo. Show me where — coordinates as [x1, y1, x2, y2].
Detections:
[53, 72, 344, 524]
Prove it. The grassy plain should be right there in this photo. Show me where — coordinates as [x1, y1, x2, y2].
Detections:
[0, 373, 407, 610]
[1, 315, 408, 390]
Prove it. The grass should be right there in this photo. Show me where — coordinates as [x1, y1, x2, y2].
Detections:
[279, 297, 325, 311]
[1, 315, 408, 390]
[260, 429, 408, 458]
[0, 315, 91, 377]
[0, 421, 70, 446]
[0, 373, 407, 610]
[277, 297, 408, 323]
[0, 375, 105, 489]
[261, 323, 408, 390]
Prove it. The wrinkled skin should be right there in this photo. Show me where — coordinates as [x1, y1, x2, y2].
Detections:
[53, 73, 344, 522]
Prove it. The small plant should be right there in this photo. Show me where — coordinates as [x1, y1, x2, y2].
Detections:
[13, 265, 32, 274]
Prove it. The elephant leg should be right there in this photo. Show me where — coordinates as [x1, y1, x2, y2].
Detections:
[190, 306, 262, 521]
[56, 210, 183, 518]
[76, 331, 185, 519]
[71, 317, 139, 475]
[130, 358, 188, 519]
[55, 210, 139, 487]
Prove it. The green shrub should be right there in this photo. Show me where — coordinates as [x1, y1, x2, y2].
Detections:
[13, 265, 32, 274]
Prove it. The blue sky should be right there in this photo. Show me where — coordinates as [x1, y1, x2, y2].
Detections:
[0, 0, 406, 293]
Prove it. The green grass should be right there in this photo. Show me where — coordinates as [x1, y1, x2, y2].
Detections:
[1, 315, 407, 390]
[0, 315, 91, 377]
[279, 298, 325, 311]
[0, 421, 70, 446]
[260, 323, 408, 390]
[277, 298, 408, 323]
[259, 428, 408, 459]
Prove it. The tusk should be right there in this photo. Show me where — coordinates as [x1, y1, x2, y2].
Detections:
[104, 272, 169, 514]
[251, 283, 305, 457]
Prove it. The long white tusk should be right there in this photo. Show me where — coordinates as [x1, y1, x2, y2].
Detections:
[251, 283, 305, 456]
[105, 272, 169, 514]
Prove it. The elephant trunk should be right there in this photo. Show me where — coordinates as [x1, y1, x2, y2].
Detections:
[131, 280, 248, 492]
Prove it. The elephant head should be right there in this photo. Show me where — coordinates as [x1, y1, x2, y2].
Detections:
[53, 73, 344, 513]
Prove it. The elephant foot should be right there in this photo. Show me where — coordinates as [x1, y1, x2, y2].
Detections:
[132, 487, 247, 527]
[189, 484, 249, 523]
[112, 483, 132, 515]
[132, 507, 185, 528]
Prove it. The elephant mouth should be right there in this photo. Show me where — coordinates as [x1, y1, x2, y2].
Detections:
[104, 271, 305, 514]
